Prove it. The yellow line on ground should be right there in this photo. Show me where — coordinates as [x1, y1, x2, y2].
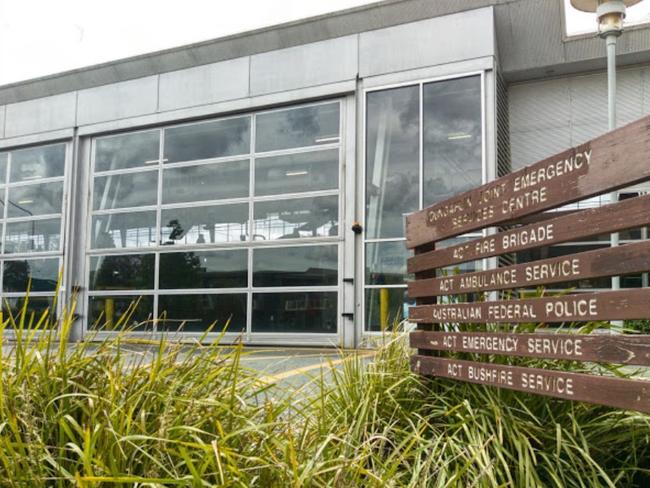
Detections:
[257, 352, 376, 384]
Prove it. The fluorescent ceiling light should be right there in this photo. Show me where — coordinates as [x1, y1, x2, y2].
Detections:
[447, 133, 472, 140]
[286, 171, 308, 177]
[314, 136, 340, 143]
[17, 199, 33, 204]
[21, 175, 43, 180]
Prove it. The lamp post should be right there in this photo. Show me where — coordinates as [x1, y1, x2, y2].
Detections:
[570, 1, 643, 312]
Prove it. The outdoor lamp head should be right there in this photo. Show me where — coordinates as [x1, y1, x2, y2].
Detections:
[570, 0, 643, 37]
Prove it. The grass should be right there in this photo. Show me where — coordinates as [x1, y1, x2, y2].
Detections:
[0, 298, 649, 486]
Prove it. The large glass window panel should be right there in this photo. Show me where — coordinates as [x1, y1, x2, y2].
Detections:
[93, 171, 158, 210]
[253, 245, 338, 287]
[3, 258, 59, 292]
[3, 296, 55, 328]
[7, 182, 63, 217]
[10, 144, 65, 182]
[88, 295, 154, 331]
[0, 153, 8, 184]
[91, 211, 156, 249]
[89, 254, 155, 291]
[159, 250, 247, 289]
[252, 291, 337, 333]
[253, 195, 338, 240]
[255, 149, 339, 196]
[256, 103, 340, 153]
[366, 86, 419, 239]
[423, 76, 482, 206]
[160, 204, 248, 245]
[94, 131, 160, 172]
[162, 160, 249, 204]
[4, 218, 61, 254]
[164, 117, 250, 164]
[365, 241, 412, 286]
[158, 294, 247, 332]
[365, 288, 413, 332]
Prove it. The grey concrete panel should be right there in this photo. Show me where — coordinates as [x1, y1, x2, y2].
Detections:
[77, 76, 158, 126]
[5, 92, 76, 138]
[359, 7, 494, 78]
[159, 57, 249, 112]
[0, 105, 5, 138]
[250, 36, 357, 96]
[0, 128, 74, 150]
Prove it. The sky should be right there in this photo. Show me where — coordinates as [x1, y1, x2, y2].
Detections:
[0, 0, 649, 87]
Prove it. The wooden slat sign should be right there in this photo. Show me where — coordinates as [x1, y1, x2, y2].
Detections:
[406, 114, 650, 414]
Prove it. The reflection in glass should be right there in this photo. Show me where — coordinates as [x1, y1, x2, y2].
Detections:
[365, 287, 413, 332]
[365, 241, 412, 286]
[256, 103, 340, 152]
[93, 171, 158, 210]
[91, 211, 156, 249]
[423, 76, 482, 206]
[164, 117, 250, 163]
[3, 297, 55, 328]
[366, 86, 419, 239]
[253, 196, 338, 240]
[88, 295, 154, 331]
[4, 218, 61, 253]
[10, 144, 65, 182]
[161, 204, 248, 245]
[252, 292, 337, 333]
[89, 254, 155, 290]
[95, 131, 160, 172]
[255, 149, 339, 196]
[162, 160, 249, 204]
[253, 245, 337, 287]
[3, 258, 59, 292]
[159, 250, 247, 289]
[0, 153, 7, 184]
[7, 182, 63, 217]
[158, 294, 247, 332]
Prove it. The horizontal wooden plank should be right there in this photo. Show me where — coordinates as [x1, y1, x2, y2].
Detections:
[405, 114, 650, 248]
[411, 355, 650, 413]
[408, 239, 650, 297]
[409, 289, 650, 324]
[410, 331, 650, 365]
[408, 193, 650, 273]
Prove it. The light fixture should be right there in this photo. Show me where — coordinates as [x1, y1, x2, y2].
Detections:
[17, 199, 33, 205]
[285, 170, 308, 177]
[570, 0, 642, 37]
[447, 132, 472, 140]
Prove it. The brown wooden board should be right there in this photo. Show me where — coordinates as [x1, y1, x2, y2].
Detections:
[405, 114, 650, 248]
[410, 331, 650, 366]
[408, 193, 650, 273]
[411, 355, 650, 413]
[408, 239, 650, 297]
[409, 289, 650, 324]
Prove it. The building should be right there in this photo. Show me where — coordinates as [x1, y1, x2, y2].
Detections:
[1, 0, 649, 346]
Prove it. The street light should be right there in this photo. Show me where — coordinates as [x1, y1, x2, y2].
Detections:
[570, 0, 644, 309]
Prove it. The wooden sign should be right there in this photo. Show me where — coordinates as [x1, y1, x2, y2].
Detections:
[410, 331, 650, 366]
[408, 192, 650, 273]
[406, 114, 650, 248]
[408, 239, 650, 297]
[409, 289, 650, 324]
[411, 355, 650, 413]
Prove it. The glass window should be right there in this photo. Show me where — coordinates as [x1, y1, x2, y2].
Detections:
[10, 144, 65, 182]
[3, 258, 59, 292]
[365, 86, 419, 239]
[89, 254, 155, 291]
[88, 295, 154, 331]
[253, 245, 337, 287]
[158, 294, 247, 332]
[164, 117, 250, 164]
[4, 218, 61, 254]
[159, 250, 247, 289]
[91, 211, 156, 249]
[160, 204, 248, 245]
[365, 288, 413, 332]
[252, 291, 337, 333]
[3, 296, 56, 328]
[94, 131, 160, 172]
[93, 171, 158, 210]
[423, 76, 482, 206]
[7, 182, 63, 217]
[256, 103, 340, 153]
[255, 149, 338, 196]
[365, 241, 412, 286]
[162, 160, 249, 204]
[0, 153, 8, 184]
[253, 195, 338, 240]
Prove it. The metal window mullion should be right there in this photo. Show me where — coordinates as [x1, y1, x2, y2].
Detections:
[252, 189, 339, 203]
[6, 176, 65, 188]
[419, 82, 424, 210]
[87, 290, 156, 297]
[253, 142, 340, 159]
[158, 288, 249, 295]
[159, 154, 251, 170]
[247, 113, 256, 342]
[92, 205, 158, 216]
[160, 197, 250, 210]
[5, 213, 63, 223]
[154, 128, 164, 332]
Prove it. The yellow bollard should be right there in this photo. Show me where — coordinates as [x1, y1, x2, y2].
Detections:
[105, 298, 115, 330]
[379, 288, 389, 330]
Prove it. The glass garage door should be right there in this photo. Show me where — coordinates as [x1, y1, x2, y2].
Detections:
[85, 100, 343, 342]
